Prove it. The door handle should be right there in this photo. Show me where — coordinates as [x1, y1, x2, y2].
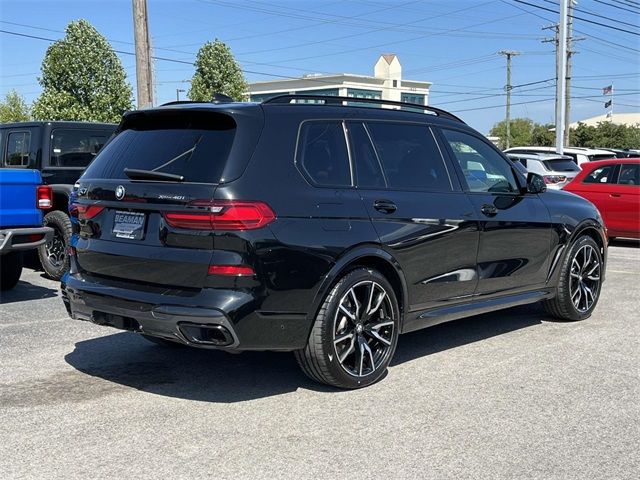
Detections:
[610, 193, 621, 198]
[373, 199, 397, 214]
[481, 204, 498, 217]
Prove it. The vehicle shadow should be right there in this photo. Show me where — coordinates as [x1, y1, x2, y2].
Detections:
[65, 304, 548, 403]
[0, 279, 58, 304]
[609, 238, 639, 248]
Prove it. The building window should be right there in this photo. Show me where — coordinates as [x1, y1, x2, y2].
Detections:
[346, 88, 382, 100]
[249, 93, 281, 103]
[393, 80, 398, 88]
[401, 93, 425, 105]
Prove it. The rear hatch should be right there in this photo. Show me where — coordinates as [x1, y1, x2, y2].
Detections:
[73, 107, 260, 289]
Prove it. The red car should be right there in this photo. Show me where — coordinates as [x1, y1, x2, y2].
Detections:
[564, 158, 639, 239]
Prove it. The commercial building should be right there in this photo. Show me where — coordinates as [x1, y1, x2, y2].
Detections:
[570, 112, 640, 128]
[248, 54, 432, 105]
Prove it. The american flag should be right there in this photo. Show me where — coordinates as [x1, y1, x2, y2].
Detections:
[603, 85, 613, 95]
[605, 100, 612, 108]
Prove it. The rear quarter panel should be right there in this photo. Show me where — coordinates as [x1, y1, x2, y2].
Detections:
[0, 169, 42, 228]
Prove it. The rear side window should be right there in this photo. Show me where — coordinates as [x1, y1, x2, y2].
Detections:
[618, 164, 639, 185]
[543, 159, 580, 172]
[347, 122, 385, 188]
[50, 129, 112, 167]
[297, 121, 351, 187]
[590, 154, 615, 162]
[5, 131, 31, 167]
[583, 166, 614, 184]
[82, 112, 236, 183]
[365, 122, 452, 191]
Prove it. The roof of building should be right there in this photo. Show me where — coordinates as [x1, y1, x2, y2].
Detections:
[569, 112, 640, 128]
[381, 54, 397, 64]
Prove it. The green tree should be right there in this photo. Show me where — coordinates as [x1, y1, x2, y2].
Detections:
[189, 39, 247, 101]
[489, 118, 535, 149]
[0, 90, 30, 123]
[570, 122, 640, 149]
[530, 123, 555, 147]
[32, 19, 132, 122]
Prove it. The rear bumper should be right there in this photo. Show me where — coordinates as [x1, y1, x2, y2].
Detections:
[0, 227, 53, 255]
[61, 271, 312, 351]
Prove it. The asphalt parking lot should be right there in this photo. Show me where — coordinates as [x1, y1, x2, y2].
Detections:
[1, 241, 639, 480]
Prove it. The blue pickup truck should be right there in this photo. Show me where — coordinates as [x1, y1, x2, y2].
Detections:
[0, 169, 53, 290]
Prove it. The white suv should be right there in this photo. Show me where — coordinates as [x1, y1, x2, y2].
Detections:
[506, 152, 581, 189]
[504, 146, 615, 166]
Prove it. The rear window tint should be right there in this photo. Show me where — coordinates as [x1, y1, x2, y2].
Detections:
[618, 164, 639, 185]
[51, 129, 112, 167]
[297, 121, 351, 187]
[543, 159, 580, 172]
[366, 122, 451, 191]
[82, 111, 236, 183]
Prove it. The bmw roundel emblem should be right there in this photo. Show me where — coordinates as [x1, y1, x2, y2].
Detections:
[115, 185, 125, 200]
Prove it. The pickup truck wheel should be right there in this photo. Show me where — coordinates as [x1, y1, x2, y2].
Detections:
[38, 210, 71, 280]
[0, 252, 23, 291]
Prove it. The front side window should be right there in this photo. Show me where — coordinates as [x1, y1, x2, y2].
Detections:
[617, 164, 639, 185]
[348, 123, 385, 188]
[5, 131, 31, 167]
[297, 121, 351, 187]
[583, 166, 614, 184]
[50, 129, 111, 167]
[441, 129, 518, 193]
[365, 122, 452, 191]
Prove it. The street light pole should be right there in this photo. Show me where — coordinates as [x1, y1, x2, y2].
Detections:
[556, 0, 569, 154]
[176, 88, 185, 101]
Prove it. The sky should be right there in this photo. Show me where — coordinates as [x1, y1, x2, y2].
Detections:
[0, 0, 638, 134]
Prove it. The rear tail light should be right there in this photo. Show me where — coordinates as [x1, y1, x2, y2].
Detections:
[164, 200, 275, 230]
[208, 265, 255, 276]
[69, 203, 105, 220]
[543, 175, 567, 185]
[37, 185, 53, 209]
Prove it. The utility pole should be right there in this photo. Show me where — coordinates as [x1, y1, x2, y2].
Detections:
[556, 0, 569, 154]
[499, 50, 520, 150]
[132, 0, 153, 109]
[564, 0, 574, 147]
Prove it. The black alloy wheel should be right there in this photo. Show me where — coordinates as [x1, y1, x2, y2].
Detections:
[296, 268, 400, 389]
[544, 235, 603, 321]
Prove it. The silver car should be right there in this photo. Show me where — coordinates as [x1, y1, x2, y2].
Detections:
[506, 153, 581, 190]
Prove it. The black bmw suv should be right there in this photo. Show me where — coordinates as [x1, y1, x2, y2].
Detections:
[62, 95, 607, 389]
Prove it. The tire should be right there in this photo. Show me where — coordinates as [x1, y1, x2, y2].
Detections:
[38, 210, 72, 280]
[141, 334, 184, 347]
[543, 235, 603, 321]
[295, 268, 400, 389]
[0, 252, 23, 291]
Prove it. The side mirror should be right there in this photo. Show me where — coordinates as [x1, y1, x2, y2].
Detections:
[526, 172, 547, 194]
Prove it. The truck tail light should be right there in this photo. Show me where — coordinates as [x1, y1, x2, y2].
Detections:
[37, 185, 53, 209]
[163, 200, 275, 230]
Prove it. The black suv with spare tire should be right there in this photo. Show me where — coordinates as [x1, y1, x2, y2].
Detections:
[62, 95, 607, 389]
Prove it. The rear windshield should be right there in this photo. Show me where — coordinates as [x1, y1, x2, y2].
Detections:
[50, 128, 113, 167]
[82, 111, 236, 183]
[543, 159, 580, 172]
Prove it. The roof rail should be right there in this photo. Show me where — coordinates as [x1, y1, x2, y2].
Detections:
[263, 94, 465, 124]
[161, 93, 235, 107]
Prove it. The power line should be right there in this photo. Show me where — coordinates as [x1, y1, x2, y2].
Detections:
[512, 0, 640, 36]
[592, 0, 640, 15]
